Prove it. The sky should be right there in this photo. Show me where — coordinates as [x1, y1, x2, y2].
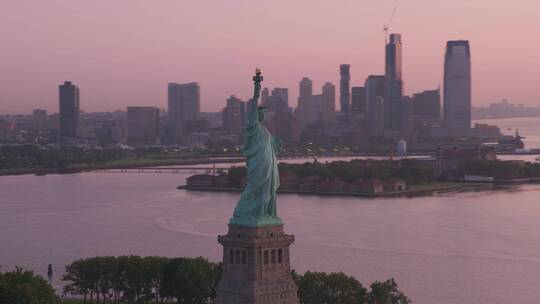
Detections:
[1, 0, 539, 114]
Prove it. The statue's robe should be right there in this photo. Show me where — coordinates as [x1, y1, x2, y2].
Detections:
[231, 90, 282, 226]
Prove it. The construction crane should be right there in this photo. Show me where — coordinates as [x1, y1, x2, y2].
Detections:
[383, 6, 398, 43]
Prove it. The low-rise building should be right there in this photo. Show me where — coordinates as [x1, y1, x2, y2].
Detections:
[384, 178, 407, 191]
[436, 146, 497, 177]
[0, 121, 17, 142]
[317, 177, 348, 192]
[186, 174, 215, 187]
[187, 173, 230, 188]
[472, 123, 502, 139]
[126, 106, 160, 146]
[214, 174, 228, 187]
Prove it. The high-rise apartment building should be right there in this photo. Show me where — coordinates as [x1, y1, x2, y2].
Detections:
[262, 88, 292, 142]
[126, 106, 160, 145]
[339, 64, 351, 113]
[261, 87, 269, 105]
[222, 95, 246, 142]
[385, 34, 403, 129]
[321, 82, 336, 123]
[401, 96, 414, 132]
[270, 88, 289, 108]
[443, 40, 471, 137]
[32, 109, 47, 131]
[264, 88, 289, 113]
[351, 87, 367, 114]
[59, 81, 80, 140]
[413, 88, 441, 119]
[296, 78, 335, 130]
[167, 82, 200, 142]
[274, 107, 294, 143]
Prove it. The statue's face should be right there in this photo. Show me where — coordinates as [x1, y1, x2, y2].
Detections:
[257, 106, 266, 122]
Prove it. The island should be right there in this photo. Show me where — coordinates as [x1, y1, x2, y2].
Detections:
[179, 158, 483, 197]
[179, 147, 540, 197]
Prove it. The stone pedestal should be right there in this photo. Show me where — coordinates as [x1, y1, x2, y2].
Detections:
[215, 224, 300, 304]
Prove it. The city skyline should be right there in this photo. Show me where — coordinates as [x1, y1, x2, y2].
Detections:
[4, 3, 540, 304]
[1, 0, 539, 114]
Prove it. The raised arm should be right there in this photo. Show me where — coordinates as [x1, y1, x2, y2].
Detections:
[248, 68, 263, 125]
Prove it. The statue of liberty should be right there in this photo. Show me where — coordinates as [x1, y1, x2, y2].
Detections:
[230, 69, 283, 227]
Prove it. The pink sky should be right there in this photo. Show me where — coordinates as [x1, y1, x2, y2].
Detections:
[1, 0, 539, 114]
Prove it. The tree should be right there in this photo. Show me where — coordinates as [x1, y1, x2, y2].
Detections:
[160, 257, 219, 304]
[59, 256, 415, 304]
[457, 160, 524, 179]
[368, 279, 410, 304]
[141, 256, 169, 304]
[120, 255, 149, 303]
[0, 267, 58, 304]
[294, 271, 367, 304]
[327, 161, 363, 183]
[63, 258, 95, 303]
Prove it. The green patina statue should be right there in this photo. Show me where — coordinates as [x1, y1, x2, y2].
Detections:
[229, 69, 283, 227]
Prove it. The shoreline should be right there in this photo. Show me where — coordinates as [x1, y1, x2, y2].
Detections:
[0, 157, 244, 177]
[473, 116, 540, 120]
[177, 182, 492, 198]
[2, 152, 539, 177]
[458, 177, 540, 184]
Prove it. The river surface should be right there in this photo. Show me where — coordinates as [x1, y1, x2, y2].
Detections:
[2, 117, 540, 304]
[1, 171, 540, 304]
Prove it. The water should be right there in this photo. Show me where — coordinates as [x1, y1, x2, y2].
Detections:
[1, 171, 540, 304]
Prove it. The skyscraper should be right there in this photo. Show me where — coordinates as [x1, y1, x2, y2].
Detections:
[366, 75, 386, 136]
[386, 34, 402, 80]
[59, 81, 80, 140]
[351, 87, 367, 114]
[296, 77, 313, 131]
[385, 33, 403, 129]
[443, 40, 471, 137]
[126, 106, 160, 145]
[321, 82, 336, 123]
[167, 82, 200, 142]
[299, 77, 313, 100]
[339, 64, 351, 113]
